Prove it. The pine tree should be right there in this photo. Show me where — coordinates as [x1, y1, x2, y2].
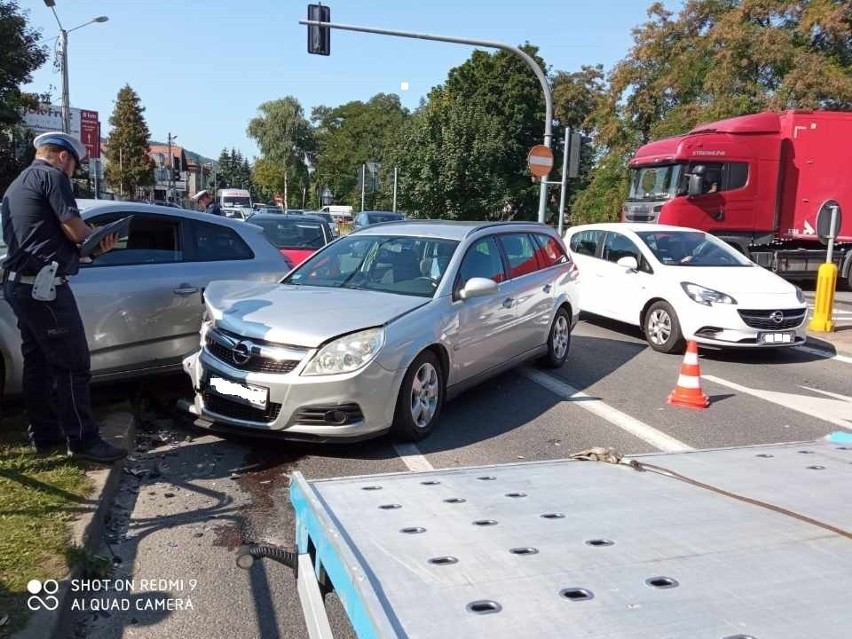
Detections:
[104, 85, 154, 198]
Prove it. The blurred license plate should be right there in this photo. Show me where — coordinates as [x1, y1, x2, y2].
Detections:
[208, 376, 268, 409]
[759, 332, 794, 344]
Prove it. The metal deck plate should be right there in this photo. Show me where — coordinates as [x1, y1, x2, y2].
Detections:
[299, 441, 852, 638]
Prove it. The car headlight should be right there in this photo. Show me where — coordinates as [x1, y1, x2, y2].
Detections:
[795, 286, 805, 304]
[681, 282, 737, 306]
[302, 327, 385, 376]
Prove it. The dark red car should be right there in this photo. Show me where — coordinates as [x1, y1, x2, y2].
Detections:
[250, 214, 334, 267]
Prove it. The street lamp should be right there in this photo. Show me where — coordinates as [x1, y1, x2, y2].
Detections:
[43, 1, 108, 134]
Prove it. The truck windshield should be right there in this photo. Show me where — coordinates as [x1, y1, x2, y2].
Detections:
[222, 196, 252, 207]
[628, 164, 684, 201]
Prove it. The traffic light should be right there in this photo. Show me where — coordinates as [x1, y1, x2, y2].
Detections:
[307, 4, 330, 56]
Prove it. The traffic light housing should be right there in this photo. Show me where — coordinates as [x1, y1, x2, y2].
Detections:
[307, 4, 330, 56]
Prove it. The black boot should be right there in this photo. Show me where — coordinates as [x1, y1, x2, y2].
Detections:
[70, 438, 128, 464]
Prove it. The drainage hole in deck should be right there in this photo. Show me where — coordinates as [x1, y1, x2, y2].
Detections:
[560, 588, 594, 602]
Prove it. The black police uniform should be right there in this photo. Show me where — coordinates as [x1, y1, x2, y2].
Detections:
[1, 159, 99, 453]
[206, 201, 224, 216]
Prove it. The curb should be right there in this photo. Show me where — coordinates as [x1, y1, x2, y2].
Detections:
[13, 407, 137, 639]
[805, 332, 852, 359]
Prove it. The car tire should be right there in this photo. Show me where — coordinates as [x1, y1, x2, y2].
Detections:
[391, 350, 444, 442]
[538, 307, 572, 368]
[643, 301, 685, 353]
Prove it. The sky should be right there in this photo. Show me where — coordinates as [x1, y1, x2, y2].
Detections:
[22, 0, 678, 161]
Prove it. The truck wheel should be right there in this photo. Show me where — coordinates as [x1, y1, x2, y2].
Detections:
[643, 301, 685, 353]
[391, 350, 445, 442]
[538, 307, 572, 368]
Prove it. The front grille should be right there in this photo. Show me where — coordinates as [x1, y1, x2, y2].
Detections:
[202, 391, 282, 423]
[291, 403, 364, 426]
[205, 337, 300, 374]
[737, 309, 806, 330]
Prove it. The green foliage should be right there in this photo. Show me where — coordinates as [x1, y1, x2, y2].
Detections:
[104, 85, 154, 197]
[0, 1, 48, 192]
[393, 45, 548, 220]
[311, 93, 409, 210]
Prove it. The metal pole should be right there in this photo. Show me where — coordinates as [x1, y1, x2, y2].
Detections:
[300, 19, 553, 222]
[59, 29, 70, 134]
[557, 128, 570, 236]
[119, 148, 123, 197]
[826, 205, 838, 263]
[393, 166, 399, 212]
[167, 133, 173, 202]
[361, 164, 366, 212]
[93, 158, 99, 199]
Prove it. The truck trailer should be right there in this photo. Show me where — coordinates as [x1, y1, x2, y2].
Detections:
[622, 110, 852, 286]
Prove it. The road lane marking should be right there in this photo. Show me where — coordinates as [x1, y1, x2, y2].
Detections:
[794, 345, 852, 365]
[393, 443, 434, 472]
[520, 368, 693, 452]
[702, 375, 852, 430]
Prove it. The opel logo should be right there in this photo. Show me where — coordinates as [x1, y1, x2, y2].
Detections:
[232, 341, 253, 365]
[769, 311, 784, 325]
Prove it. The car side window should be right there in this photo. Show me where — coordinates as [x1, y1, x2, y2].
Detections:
[602, 232, 651, 272]
[456, 237, 506, 289]
[186, 220, 254, 262]
[569, 229, 603, 257]
[498, 233, 541, 278]
[533, 233, 568, 267]
[86, 214, 182, 266]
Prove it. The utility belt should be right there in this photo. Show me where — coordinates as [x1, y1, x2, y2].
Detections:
[3, 262, 68, 301]
[5, 271, 69, 286]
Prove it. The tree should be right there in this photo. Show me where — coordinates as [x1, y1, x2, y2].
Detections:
[572, 0, 852, 224]
[104, 85, 154, 198]
[311, 93, 409, 210]
[247, 97, 314, 208]
[0, 1, 49, 191]
[392, 45, 548, 220]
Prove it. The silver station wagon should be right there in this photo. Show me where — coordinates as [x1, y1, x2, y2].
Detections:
[183, 220, 580, 442]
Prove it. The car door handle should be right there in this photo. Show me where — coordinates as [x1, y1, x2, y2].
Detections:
[502, 297, 515, 309]
[173, 285, 199, 296]
[543, 284, 552, 293]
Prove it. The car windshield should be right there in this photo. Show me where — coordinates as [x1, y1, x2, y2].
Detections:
[282, 234, 459, 298]
[636, 231, 754, 267]
[254, 218, 328, 249]
[628, 164, 684, 201]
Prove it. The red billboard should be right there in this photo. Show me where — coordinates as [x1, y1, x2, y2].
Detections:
[80, 109, 100, 159]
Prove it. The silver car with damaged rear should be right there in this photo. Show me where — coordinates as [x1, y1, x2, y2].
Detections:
[182, 220, 580, 442]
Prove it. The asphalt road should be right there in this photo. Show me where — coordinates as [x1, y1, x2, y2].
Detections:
[65, 317, 851, 639]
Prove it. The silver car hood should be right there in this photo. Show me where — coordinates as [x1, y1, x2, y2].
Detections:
[204, 280, 428, 347]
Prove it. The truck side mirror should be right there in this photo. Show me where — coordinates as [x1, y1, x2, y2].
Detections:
[687, 174, 703, 197]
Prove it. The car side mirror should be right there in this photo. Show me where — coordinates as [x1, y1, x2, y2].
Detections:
[616, 256, 639, 271]
[687, 174, 703, 197]
[458, 277, 498, 300]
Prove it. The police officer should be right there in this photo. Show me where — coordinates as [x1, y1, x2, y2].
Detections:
[1, 132, 127, 464]
[191, 190, 223, 216]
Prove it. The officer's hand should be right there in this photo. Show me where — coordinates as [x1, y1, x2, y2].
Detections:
[95, 232, 119, 256]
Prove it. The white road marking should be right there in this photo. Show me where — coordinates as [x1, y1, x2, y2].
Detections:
[521, 368, 693, 452]
[703, 375, 852, 430]
[795, 345, 852, 365]
[393, 443, 435, 472]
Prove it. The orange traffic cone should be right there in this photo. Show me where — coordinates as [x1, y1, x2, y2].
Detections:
[667, 341, 710, 410]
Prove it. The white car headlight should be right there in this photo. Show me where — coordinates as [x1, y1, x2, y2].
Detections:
[681, 282, 737, 306]
[302, 327, 386, 376]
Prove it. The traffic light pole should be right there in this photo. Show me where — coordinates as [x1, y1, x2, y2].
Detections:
[300, 18, 554, 223]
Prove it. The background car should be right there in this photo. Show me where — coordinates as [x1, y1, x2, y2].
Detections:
[564, 223, 808, 352]
[249, 214, 334, 266]
[0, 202, 290, 397]
[352, 210, 406, 231]
[221, 206, 254, 221]
[183, 221, 579, 442]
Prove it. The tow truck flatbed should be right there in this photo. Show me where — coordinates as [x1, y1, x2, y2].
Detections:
[288, 439, 852, 638]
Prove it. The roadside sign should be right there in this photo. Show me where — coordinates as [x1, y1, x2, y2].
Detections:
[527, 145, 554, 178]
[816, 200, 842, 246]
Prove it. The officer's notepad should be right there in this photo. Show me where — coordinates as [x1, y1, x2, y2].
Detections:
[79, 215, 133, 258]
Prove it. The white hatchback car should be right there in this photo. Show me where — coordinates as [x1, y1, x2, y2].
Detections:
[564, 223, 808, 352]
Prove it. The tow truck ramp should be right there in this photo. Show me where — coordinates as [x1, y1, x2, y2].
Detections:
[288, 440, 851, 638]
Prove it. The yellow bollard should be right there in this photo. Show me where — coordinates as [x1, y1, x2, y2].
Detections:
[808, 262, 837, 332]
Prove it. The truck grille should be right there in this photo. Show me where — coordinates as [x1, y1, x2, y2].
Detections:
[205, 337, 299, 374]
[202, 391, 282, 423]
[737, 309, 806, 330]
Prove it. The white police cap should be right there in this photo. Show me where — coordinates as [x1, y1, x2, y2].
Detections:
[33, 131, 88, 163]
[191, 190, 209, 201]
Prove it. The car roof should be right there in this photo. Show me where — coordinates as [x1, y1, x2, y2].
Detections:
[250, 213, 327, 223]
[566, 222, 704, 235]
[352, 219, 559, 241]
[78, 200, 261, 231]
